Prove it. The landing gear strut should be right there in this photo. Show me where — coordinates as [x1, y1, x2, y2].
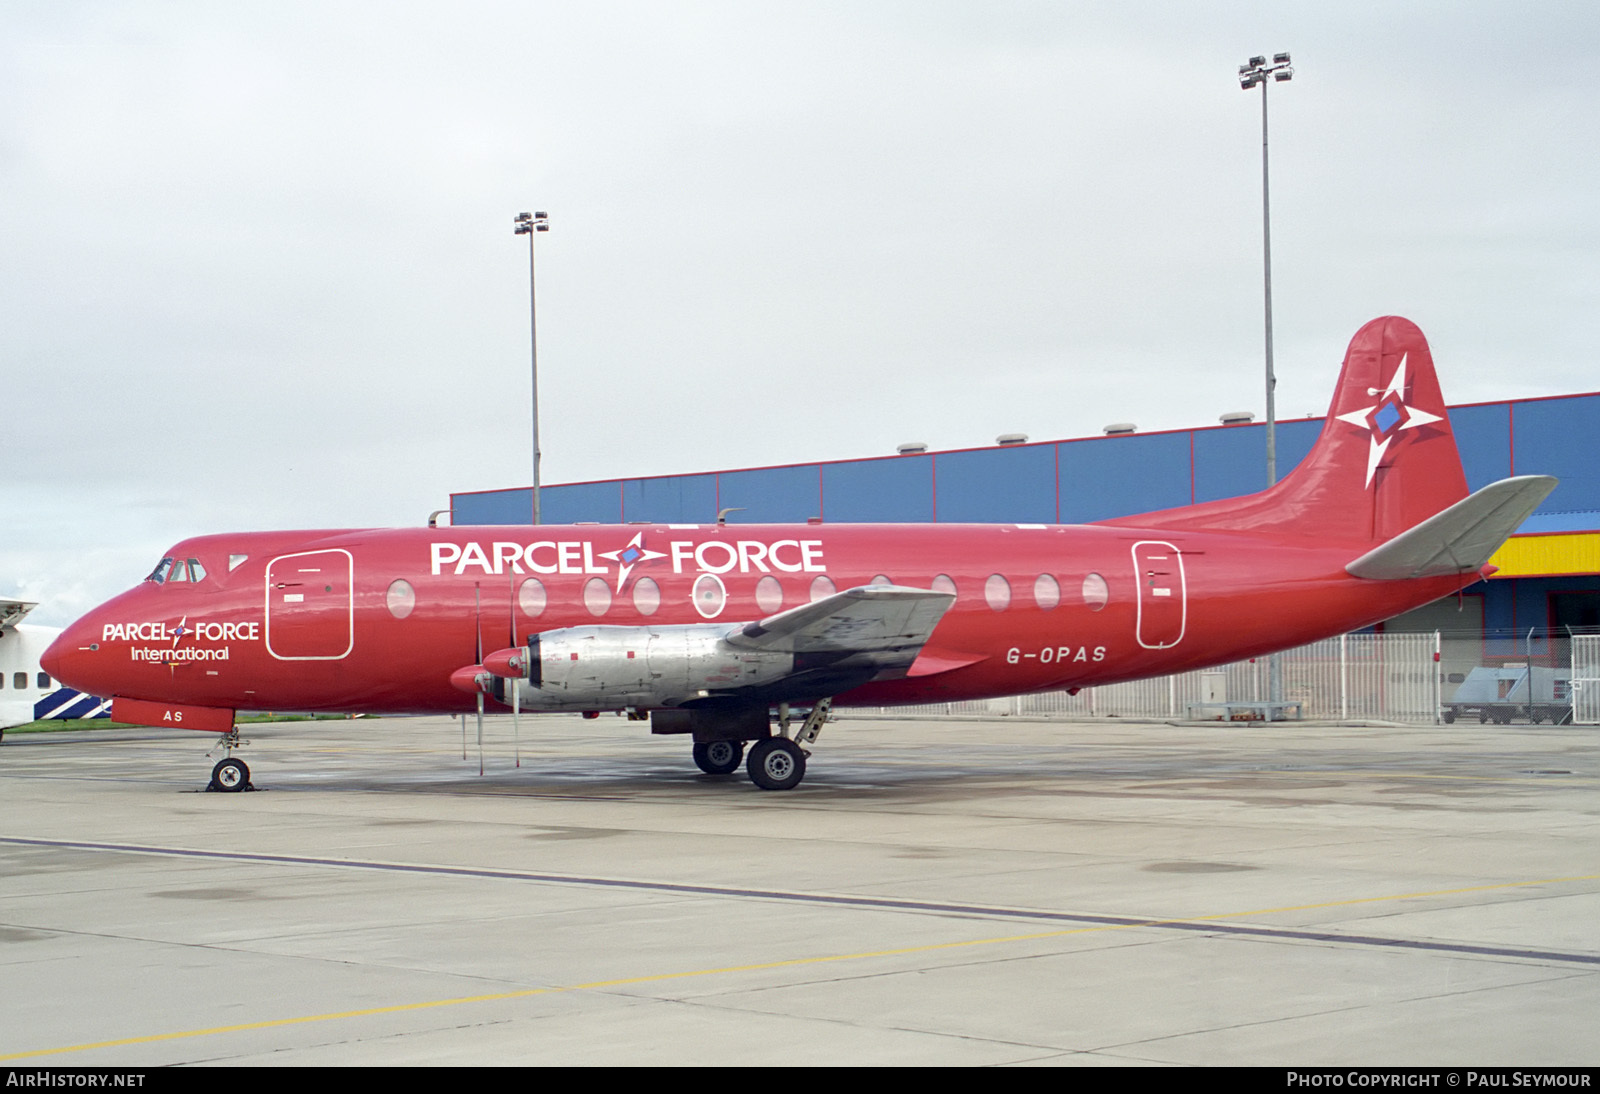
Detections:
[207, 729, 253, 793]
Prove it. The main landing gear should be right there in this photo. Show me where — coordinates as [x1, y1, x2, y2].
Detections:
[692, 739, 745, 775]
[744, 699, 832, 792]
[207, 729, 253, 793]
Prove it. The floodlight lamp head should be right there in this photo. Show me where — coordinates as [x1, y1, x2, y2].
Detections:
[1273, 52, 1291, 64]
[1240, 74, 1259, 89]
[1274, 68, 1293, 81]
[515, 212, 531, 222]
[534, 211, 547, 219]
[1248, 55, 1266, 67]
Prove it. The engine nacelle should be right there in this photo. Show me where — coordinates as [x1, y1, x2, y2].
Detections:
[490, 624, 794, 711]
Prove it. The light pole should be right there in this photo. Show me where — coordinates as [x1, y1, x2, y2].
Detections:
[514, 210, 550, 525]
[1238, 53, 1293, 488]
[1239, 52, 1293, 713]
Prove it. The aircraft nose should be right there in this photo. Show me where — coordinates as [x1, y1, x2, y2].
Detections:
[42, 616, 102, 693]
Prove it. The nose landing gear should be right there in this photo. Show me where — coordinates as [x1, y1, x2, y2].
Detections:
[207, 729, 254, 792]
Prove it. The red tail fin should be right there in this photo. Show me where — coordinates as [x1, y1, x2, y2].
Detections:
[1106, 316, 1469, 542]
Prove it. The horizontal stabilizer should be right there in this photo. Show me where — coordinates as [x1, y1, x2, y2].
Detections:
[1, 598, 37, 630]
[729, 585, 955, 654]
[1345, 475, 1557, 580]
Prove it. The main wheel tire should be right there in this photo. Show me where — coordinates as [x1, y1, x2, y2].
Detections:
[1441, 710, 1456, 724]
[211, 757, 249, 793]
[692, 739, 744, 775]
[747, 737, 805, 791]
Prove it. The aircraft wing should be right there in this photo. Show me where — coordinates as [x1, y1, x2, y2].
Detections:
[1, 598, 37, 630]
[726, 585, 956, 678]
[1346, 475, 1558, 580]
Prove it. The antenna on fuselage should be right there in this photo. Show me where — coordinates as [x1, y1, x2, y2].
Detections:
[716, 507, 745, 526]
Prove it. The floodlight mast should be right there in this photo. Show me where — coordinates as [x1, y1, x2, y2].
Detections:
[1239, 52, 1293, 712]
[513, 210, 550, 525]
[1238, 52, 1293, 489]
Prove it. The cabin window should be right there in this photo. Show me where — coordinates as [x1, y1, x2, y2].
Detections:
[37, 672, 50, 689]
[755, 575, 783, 613]
[692, 574, 726, 619]
[932, 574, 957, 597]
[12, 672, 25, 690]
[583, 577, 612, 616]
[633, 577, 661, 616]
[1082, 573, 1109, 610]
[809, 575, 836, 602]
[518, 578, 547, 618]
[984, 574, 1011, 612]
[386, 579, 416, 619]
[1034, 574, 1061, 610]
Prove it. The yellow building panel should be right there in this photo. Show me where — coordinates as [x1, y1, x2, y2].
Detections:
[1488, 533, 1600, 577]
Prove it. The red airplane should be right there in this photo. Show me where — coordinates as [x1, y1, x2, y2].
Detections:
[43, 317, 1555, 792]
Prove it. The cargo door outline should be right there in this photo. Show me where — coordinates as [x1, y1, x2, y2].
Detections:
[266, 549, 354, 661]
[1132, 540, 1186, 650]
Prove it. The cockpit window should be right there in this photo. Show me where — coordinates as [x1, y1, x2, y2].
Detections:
[188, 559, 207, 582]
[228, 554, 247, 572]
[146, 558, 175, 584]
[167, 559, 190, 583]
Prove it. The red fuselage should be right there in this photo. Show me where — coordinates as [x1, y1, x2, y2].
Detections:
[43, 520, 1467, 717]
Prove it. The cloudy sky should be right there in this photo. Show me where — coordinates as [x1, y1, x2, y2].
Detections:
[4, 1, 1598, 625]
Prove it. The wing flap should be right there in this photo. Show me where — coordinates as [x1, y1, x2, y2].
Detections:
[1346, 475, 1558, 581]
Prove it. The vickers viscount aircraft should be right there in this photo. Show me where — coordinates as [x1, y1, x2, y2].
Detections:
[44, 317, 1555, 791]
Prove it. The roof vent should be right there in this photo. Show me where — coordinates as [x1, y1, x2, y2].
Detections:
[1219, 411, 1255, 426]
[896, 442, 928, 455]
[1103, 422, 1137, 436]
[996, 433, 1028, 446]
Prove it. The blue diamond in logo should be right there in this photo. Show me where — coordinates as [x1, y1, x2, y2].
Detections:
[1372, 399, 1404, 436]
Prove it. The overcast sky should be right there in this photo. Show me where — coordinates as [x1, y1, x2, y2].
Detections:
[5, 1, 1599, 626]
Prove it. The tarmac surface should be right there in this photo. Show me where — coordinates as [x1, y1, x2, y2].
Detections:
[1, 712, 1597, 1066]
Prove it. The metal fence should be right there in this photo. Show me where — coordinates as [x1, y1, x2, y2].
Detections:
[863, 633, 1443, 723]
[1572, 635, 1600, 725]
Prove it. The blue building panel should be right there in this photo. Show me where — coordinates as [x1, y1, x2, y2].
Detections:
[717, 464, 822, 524]
[1276, 418, 1321, 479]
[1058, 432, 1191, 524]
[934, 445, 1056, 523]
[1513, 395, 1600, 515]
[622, 474, 718, 524]
[1193, 426, 1268, 503]
[452, 488, 532, 526]
[1192, 419, 1320, 504]
[821, 456, 934, 523]
[540, 481, 622, 525]
[1450, 403, 1512, 494]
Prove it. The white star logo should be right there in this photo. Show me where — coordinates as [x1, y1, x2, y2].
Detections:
[1333, 352, 1445, 487]
[597, 532, 668, 591]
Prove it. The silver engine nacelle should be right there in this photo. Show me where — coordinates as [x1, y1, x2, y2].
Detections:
[515, 624, 794, 711]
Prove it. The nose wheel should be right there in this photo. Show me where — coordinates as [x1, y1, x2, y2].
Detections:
[207, 729, 253, 792]
[209, 757, 252, 792]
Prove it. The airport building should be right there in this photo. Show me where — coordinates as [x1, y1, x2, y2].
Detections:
[451, 388, 1600, 716]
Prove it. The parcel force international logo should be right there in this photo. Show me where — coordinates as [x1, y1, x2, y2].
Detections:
[1334, 352, 1445, 487]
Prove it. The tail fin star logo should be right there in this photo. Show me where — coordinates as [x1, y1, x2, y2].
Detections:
[1334, 353, 1444, 487]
